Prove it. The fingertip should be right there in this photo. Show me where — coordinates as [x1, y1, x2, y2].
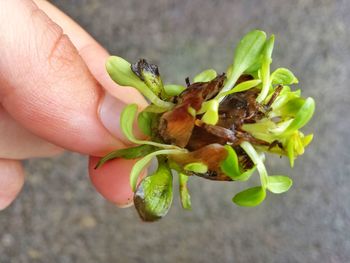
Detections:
[89, 156, 139, 208]
[0, 159, 25, 211]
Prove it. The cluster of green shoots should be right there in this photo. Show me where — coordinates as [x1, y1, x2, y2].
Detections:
[96, 30, 315, 221]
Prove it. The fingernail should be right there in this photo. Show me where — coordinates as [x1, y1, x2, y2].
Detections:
[116, 200, 134, 208]
[99, 93, 128, 143]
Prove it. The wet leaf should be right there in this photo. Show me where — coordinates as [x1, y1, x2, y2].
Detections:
[134, 160, 173, 221]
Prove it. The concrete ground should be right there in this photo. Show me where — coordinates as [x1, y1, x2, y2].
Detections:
[1, 0, 349, 262]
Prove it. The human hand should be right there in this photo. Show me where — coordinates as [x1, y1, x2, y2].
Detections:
[0, 0, 147, 210]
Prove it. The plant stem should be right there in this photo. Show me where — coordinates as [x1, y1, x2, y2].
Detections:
[240, 141, 268, 188]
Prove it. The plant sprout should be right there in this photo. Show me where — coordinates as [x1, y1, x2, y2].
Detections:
[96, 30, 315, 221]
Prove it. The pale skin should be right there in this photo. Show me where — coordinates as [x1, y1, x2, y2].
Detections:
[0, 0, 147, 209]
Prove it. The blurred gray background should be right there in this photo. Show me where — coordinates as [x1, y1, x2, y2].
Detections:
[1, 0, 350, 262]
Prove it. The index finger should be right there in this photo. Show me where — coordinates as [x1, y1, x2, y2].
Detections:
[0, 0, 142, 156]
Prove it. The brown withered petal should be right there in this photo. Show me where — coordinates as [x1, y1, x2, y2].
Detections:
[158, 105, 195, 147]
[158, 73, 273, 181]
[186, 125, 227, 151]
[218, 88, 263, 129]
[159, 74, 226, 147]
[179, 74, 226, 109]
[169, 144, 231, 181]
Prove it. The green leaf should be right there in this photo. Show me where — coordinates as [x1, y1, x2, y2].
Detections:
[184, 162, 208, 174]
[287, 137, 295, 167]
[233, 30, 267, 77]
[137, 111, 155, 136]
[164, 84, 186, 97]
[280, 97, 316, 135]
[234, 166, 256, 181]
[193, 69, 217, 83]
[269, 119, 294, 135]
[130, 149, 185, 191]
[218, 79, 261, 98]
[121, 104, 141, 143]
[240, 141, 269, 187]
[244, 56, 263, 74]
[179, 173, 191, 210]
[226, 65, 233, 79]
[219, 30, 266, 97]
[143, 104, 169, 113]
[277, 97, 305, 117]
[106, 56, 146, 89]
[232, 186, 266, 207]
[256, 35, 275, 103]
[302, 133, 313, 147]
[267, 175, 293, 194]
[220, 144, 256, 181]
[201, 99, 219, 125]
[271, 68, 299, 85]
[131, 59, 165, 98]
[120, 104, 182, 149]
[106, 56, 173, 109]
[293, 132, 305, 155]
[95, 144, 157, 169]
[269, 87, 301, 111]
[197, 100, 210, 114]
[220, 145, 241, 179]
[134, 160, 173, 221]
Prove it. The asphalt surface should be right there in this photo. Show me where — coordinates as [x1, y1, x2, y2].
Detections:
[1, 0, 349, 262]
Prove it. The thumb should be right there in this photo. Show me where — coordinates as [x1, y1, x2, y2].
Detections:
[0, 0, 131, 156]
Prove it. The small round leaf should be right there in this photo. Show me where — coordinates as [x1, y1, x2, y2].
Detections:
[232, 186, 266, 207]
[267, 176, 293, 194]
